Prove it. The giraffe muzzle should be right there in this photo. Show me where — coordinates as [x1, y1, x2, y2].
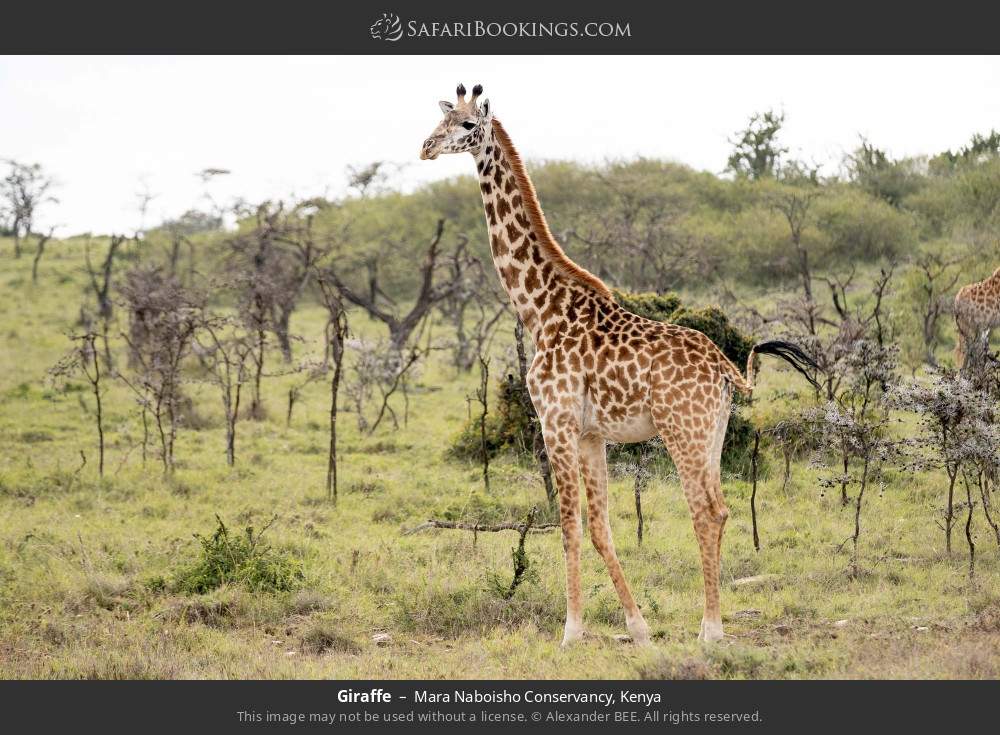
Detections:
[420, 137, 440, 160]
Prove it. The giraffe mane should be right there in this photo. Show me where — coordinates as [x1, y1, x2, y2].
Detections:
[490, 117, 613, 300]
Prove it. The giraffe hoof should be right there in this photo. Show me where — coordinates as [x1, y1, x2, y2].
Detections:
[560, 623, 586, 647]
[698, 620, 725, 643]
[630, 633, 653, 647]
[627, 618, 652, 647]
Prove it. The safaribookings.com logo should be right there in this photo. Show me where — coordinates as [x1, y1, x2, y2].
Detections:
[369, 13, 631, 42]
[370, 13, 404, 41]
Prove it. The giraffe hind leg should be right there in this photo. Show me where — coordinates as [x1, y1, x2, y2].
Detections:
[705, 386, 732, 641]
[651, 379, 730, 643]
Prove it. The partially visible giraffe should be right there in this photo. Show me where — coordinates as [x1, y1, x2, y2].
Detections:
[420, 84, 818, 645]
[954, 267, 1000, 370]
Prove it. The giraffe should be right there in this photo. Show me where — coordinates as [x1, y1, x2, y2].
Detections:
[954, 267, 1000, 370]
[420, 84, 819, 645]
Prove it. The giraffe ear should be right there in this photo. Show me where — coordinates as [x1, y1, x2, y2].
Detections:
[438, 100, 454, 114]
[479, 98, 492, 122]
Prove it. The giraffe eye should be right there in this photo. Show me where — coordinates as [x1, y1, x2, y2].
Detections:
[461, 121, 476, 130]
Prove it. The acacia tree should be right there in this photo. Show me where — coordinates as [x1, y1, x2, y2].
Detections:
[436, 234, 508, 371]
[893, 364, 1000, 575]
[226, 204, 282, 418]
[1, 159, 56, 259]
[316, 276, 349, 502]
[194, 311, 254, 467]
[50, 332, 106, 477]
[339, 335, 425, 435]
[268, 201, 329, 361]
[166, 228, 193, 283]
[914, 255, 962, 367]
[159, 209, 223, 285]
[612, 437, 659, 546]
[890, 370, 992, 555]
[325, 219, 457, 353]
[767, 414, 815, 493]
[29, 227, 56, 284]
[366, 342, 426, 434]
[114, 367, 153, 468]
[777, 265, 897, 503]
[810, 340, 899, 576]
[322, 219, 457, 436]
[225, 201, 327, 418]
[563, 165, 709, 291]
[727, 110, 787, 181]
[470, 355, 491, 493]
[119, 265, 202, 474]
[83, 235, 126, 370]
[845, 137, 923, 208]
[769, 181, 822, 302]
[959, 418, 1000, 566]
[284, 361, 327, 429]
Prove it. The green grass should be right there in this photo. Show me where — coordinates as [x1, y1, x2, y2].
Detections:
[1, 237, 999, 679]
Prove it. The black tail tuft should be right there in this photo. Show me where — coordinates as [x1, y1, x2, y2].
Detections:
[753, 340, 820, 391]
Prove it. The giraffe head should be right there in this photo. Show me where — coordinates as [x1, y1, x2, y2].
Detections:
[419, 83, 492, 160]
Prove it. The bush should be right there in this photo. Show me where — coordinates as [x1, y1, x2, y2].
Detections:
[299, 621, 362, 655]
[434, 492, 555, 527]
[173, 516, 304, 594]
[76, 574, 137, 612]
[812, 187, 915, 267]
[448, 374, 536, 462]
[392, 577, 562, 638]
[609, 290, 682, 322]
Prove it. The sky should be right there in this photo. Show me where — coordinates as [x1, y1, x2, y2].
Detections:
[2, 55, 999, 235]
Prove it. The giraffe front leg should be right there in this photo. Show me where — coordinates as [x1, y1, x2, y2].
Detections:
[579, 433, 651, 646]
[540, 415, 585, 647]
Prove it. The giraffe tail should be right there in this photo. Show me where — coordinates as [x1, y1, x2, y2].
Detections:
[739, 340, 820, 397]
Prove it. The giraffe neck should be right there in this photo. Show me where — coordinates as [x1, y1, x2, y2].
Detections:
[473, 119, 612, 346]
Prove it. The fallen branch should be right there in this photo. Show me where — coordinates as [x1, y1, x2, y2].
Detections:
[403, 518, 559, 536]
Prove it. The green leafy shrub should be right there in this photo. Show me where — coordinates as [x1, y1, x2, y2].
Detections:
[812, 186, 915, 266]
[486, 509, 542, 600]
[486, 540, 539, 600]
[447, 375, 535, 461]
[173, 516, 304, 594]
[717, 411, 757, 475]
[610, 290, 682, 322]
[613, 290, 755, 367]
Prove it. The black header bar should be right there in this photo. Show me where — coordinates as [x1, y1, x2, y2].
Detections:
[3, 1, 1000, 54]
